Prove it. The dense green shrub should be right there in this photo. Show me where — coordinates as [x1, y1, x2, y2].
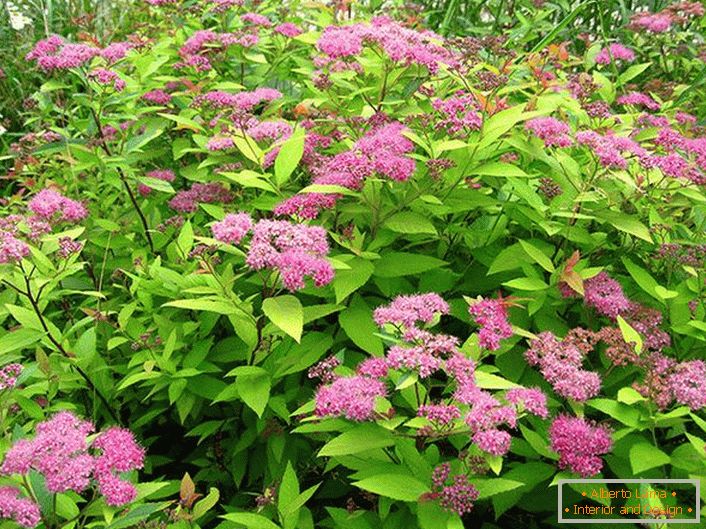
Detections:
[1, 0, 706, 528]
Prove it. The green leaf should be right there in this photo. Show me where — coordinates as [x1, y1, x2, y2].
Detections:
[318, 424, 394, 457]
[333, 258, 374, 304]
[222, 513, 281, 529]
[621, 257, 660, 302]
[519, 240, 555, 272]
[262, 295, 303, 342]
[629, 443, 670, 474]
[274, 129, 305, 186]
[235, 367, 271, 417]
[597, 211, 652, 242]
[384, 212, 437, 235]
[374, 253, 447, 278]
[0, 328, 44, 354]
[339, 295, 383, 355]
[616, 315, 643, 355]
[163, 298, 238, 314]
[176, 220, 194, 259]
[278, 462, 300, 516]
[352, 474, 429, 502]
[137, 177, 175, 194]
[192, 488, 220, 521]
[470, 162, 529, 178]
[502, 277, 548, 291]
[474, 478, 524, 499]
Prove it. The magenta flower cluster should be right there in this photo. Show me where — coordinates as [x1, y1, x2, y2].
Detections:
[595, 43, 635, 65]
[549, 415, 612, 477]
[468, 297, 513, 350]
[0, 364, 22, 391]
[211, 214, 334, 291]
[169, 182, 232, 213]
[0, 412, 144, 522]
[430, 463, 479, 516]
[0, 487, 41, 528]
[525, 117, 573, 147]
[26, 35, 132, 71]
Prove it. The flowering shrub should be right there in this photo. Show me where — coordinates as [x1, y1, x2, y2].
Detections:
[1, 0, 706, 527]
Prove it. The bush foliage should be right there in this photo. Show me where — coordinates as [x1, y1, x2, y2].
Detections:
[1, 1, 706, 528]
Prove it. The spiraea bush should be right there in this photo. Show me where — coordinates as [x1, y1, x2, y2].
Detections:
[0, 0, 706, 528]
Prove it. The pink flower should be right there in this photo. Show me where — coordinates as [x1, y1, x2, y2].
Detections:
[26, 36, 100, 71]
[0, 487, 41, 528]
[468, 297, 513, 351]
[27, 189, 87, 224]
[274, 193, 339, 220]
[207, 137, 235, 151]
[142, 89, 172, 105]
[211, 213, 253, 244]
[432, 92, 483, 136]
[584, 271, 630, 319]
[0, 364, 22, 390]
[168, 183, 232, 213]
[315, 375, 386, 421]
[525, 117, 573, 147]
[247, 120, 292, 142]
[275, 23, 302, 38]
[431, 465, 479, 516]
[472, 428, 512, 456]
[100, 42, 133, 63]
[629, 12, 673, 33]
[595, 44, 635, 65]
[93, 427, 145, 506]
[0, 234, 30, 264]
[356, 357, 389, 378]
[245, 219, 333, 291]
[418, 403, 461, 425]
[617, 91, 660, 111]
[57, 237, 83, 259]
[506, 387, 549, 418]
[241, 12, 271, 27]
[668, 360, 706, 410]
[373, 293, 449, 329]
[549, 415, 612, 477]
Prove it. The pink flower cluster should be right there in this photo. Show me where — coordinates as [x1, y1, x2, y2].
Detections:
[211, 213, 253, 244]
[468, 297, 513, 350]
[525, 331, 601, 402]
[275, 23, 302, 38]
[28, 189, 88, 224]
[0, 487, 41, 528]
[549, 415, 612, 476]
[0, 234, 30, 265]
[315, 374, 387, 421]
[417, 404, 461, 426]
[616, 91, 660, 111]
[0, 364, 22, 391]
[241, 13, 271, 27]
[88, 68, 126, 91]
[177, 30, 258, 71]
[196, 88, 282, 111]
[142, 89, 172, 105]
[595, 43, 635, 65]
[246, 219, 334, 291]
[373, 293, 449, 329]
[583, 271, 631, 318]
[0, 412, 144, 512]
[139, 169, 176, 196]
[576, 130, 650, 170]
[432, 92, 483, 136]
[274, 122, 416, 219]
[168, 182, 232, 213]
[525, 117, 573, 147]
[317, 16, 457, 74]
[211, 214, 334, 291]
[25, 35, 99, 71]
[505, 387, 549, 418]
[430, 463, 479, 516]
[635, 354, 706, 410]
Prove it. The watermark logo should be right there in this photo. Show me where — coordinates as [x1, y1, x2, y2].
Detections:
[558, 479, 700, 524]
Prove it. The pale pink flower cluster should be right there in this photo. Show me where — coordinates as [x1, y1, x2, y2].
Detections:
[576, 130, 651, 169]
[635, 354, 706, 411]
[315, 375, 387, 421]
[525, 331, 601, 402]
[0, 234, 30, 265]
[241, 13, 271, 27]
[525, 117, 573, 147]
[100, 42, 134, 63]
[138, 169, 176, 196]
[505, 387, 549, 418]
[468, 297, 513, 350]
[417, 404, 461, 426]
[1, 412, 144, 509]
[549, 415, 612, 476]
[317, 16, 457, 74]
[595, 43, 635, 65]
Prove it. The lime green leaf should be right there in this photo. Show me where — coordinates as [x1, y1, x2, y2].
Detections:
[352, 474, 429, 502]
[629, 443, 670, 474]
[318, 424, 394, 457]
[384, 212, 437, 235]
[222, 513, 281, 529]
[616, 315, 643, 355]
[374, 253, 447, 278]
[274, 129, 305, 186]
[235, 367, 270, 417]
[263, 295, 303, 342]
[519, 240, 555, 272]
